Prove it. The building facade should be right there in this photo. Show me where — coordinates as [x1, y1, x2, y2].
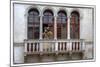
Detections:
[11, 1, 95, 65]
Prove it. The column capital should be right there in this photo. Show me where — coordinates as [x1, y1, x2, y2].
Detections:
[67, 15, 71, 19]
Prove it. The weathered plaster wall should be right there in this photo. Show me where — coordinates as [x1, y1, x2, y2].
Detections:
[14, 43, 24, 63]
[80, 8, 93, 41]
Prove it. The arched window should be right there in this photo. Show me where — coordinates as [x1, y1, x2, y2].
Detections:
[70, 11, 80, 39]
[43, 9, 54, 39]
[28, 8, 40, 39]
[57, 10, 67, 39]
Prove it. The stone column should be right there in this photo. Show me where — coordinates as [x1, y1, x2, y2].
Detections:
[54, 16, 57, 40]
[40, 15, 43, 40]
[39, 15, 43, 52]
[67, 10, 72, 53]
[67, 13, 71, 39]
[54, 16, 58, 52]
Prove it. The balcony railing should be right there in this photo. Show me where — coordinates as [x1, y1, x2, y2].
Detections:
[24, 39, 85, 55]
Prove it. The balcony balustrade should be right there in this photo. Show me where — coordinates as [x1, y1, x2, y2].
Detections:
[24, 39, 85, 55]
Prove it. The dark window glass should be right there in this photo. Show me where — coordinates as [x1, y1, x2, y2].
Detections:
[70, 11, 80, 39]
[28, 9, 40, 24]
[28, 8, 40, 39]
[57, 11, 67, 39]
[43, 10, 53, 23]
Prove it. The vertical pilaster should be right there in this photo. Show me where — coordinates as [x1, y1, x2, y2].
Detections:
[24, 13, 28, 40]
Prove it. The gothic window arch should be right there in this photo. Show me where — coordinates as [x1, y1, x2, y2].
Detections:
[70, 11, 80, 39]
[28, 8, 40, 39]
[57, 10, 67, 39]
